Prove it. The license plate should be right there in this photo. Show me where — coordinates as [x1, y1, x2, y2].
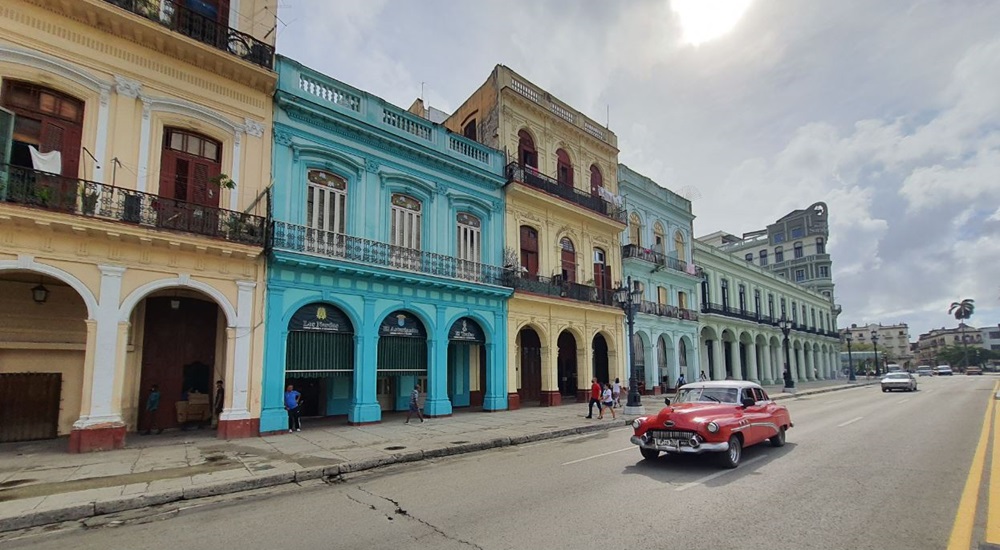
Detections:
[656, 438, 679, 447]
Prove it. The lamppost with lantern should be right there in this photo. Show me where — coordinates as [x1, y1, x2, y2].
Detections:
[615, 276, 645, 414]
[779, 316, 795, 393]
[845, 333, 857, 382]
[870, 330, 881, 375]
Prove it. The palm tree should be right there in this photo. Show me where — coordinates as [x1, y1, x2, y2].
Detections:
[948, 299, 975, 370]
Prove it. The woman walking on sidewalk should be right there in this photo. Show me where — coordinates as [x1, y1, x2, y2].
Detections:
[612, 378, 622, 408]
[598, 383, 616, 420]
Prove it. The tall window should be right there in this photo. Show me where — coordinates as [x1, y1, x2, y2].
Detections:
[160, 128, 223, 207]
[653, 222, 665, 252]
[780, 298, 786, 318]
[456, 212, 481, 279]
[745, 253, 753, 262]
[517, 129, 537, 168]
[768, 294, 775, 319]
[593, 248, 610, 291]
[775, 246, 784, 263]
[795, 269, 805, 282]
[811, 308, 817, 329]
[738, 284, 746, 312]
[520, 225, 539, 277]
[628, 212, 642, 246]
[721, 279, 729, 309]
[678, 291, 688, 309]
[390, 193, 422, 270]
[674, 231, 686, 262]
[791, 302, 797, 323]
[818, 265, 830, 278]
[802, 305, 807, 325]
[759, 250, 768, 266]
[754, 289, 761, 315]
[462, 119, 477, 140]
[3, 80, 84, 178]
[794, 242, 804, 259]
[816, 237, 826, 254]
[556, 148, 573, 187]
[559, 237, 577, 283]
[657, 286, 668, 305]
[589, 164, 603, 197]
[306, 170, 348, 254]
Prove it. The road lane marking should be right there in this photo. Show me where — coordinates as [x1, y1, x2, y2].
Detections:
[986, 381, 1000, 543]
[946, 380, 997, 550]
[674, 455, 768, 491]
[562, 447, 634, 465]
[837, 416, 863, 427]
[897, 398, 909, 404]
[520, 428, 630, 448]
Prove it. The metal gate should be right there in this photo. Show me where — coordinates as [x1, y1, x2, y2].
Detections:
[0, 372, 62, 443]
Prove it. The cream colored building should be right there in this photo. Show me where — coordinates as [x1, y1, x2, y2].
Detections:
[0, 0, 276, 450]
[442, 66, 627, 407]
[840, 323, 913, 366]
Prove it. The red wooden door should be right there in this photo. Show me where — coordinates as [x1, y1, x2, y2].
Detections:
[159, 147, 221, 207]
[560, 238, 576, 283]
[519, 329, 542, 404]
[590, 165, 603, 196]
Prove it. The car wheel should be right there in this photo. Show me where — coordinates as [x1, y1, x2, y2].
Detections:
[719, 435, 742, 469]
[882, 388, 888, 392]
[769, 426, 786, 447]
[640, 448, 660, 460]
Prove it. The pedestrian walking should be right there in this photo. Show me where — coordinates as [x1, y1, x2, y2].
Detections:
[676, 372, 687, 391]
[284, 384, 302, 432]
[213, 380, 224, 428]
[699, 370, 708, 381]
[612, 377, 622, 408]
[586, 378, 602, 419]
[141, 384, 161, 435]
[599, 383, 616, 420]
[405, 384, 425, 423]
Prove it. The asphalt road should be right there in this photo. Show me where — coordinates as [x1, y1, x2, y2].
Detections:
[6, 375, 997, 550]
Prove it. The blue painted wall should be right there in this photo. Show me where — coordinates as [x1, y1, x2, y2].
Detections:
[261, 56, 511, 433]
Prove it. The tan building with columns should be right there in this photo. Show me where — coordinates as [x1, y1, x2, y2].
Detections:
[0, 0, 276, 451]
[442, 66, 627, 408]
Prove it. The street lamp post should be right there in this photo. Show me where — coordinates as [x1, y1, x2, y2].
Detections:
[779, 316, 795, 393]
[845, 333, 856, 382]
[615, 276, 645, 414]
[870, 331, 880, 375]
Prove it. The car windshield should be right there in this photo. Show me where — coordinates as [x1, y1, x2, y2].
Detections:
[885, 373, 909, 379]
[676, 387, 740, 404]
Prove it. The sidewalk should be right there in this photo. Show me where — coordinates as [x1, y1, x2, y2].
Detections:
[0, 379, 874, 532]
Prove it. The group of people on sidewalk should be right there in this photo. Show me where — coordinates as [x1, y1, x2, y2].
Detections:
[586, 378, 619, 420]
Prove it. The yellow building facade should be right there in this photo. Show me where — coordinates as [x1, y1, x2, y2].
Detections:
[445, 66, 627, 408]
[0, 0, 276, 451]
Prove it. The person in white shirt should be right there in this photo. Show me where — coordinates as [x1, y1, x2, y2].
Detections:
[598, 383, 616, 420]
[612, 378, 622, 408]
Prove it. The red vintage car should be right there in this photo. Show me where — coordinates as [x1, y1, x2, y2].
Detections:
[629, 381, 793, 468]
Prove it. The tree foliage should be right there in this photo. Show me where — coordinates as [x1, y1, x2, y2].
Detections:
[948, 298, 975, 321]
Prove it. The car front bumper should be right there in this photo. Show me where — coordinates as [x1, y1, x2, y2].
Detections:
[882, 383, 913, 390]
[630, 434, 729, 454]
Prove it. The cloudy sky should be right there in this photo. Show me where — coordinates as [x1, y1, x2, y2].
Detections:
[273, 0, 1000, 339]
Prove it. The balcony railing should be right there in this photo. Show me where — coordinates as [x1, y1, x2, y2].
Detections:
[507, 273, 615, 306]
[637, 300, 699, 322]
[506, 163, 626, 223]
[104, 0, 275, 70]
[0, 164, 266, 245]
[271, 221, 511, 287]
[621, 244, 702, 277]
[699, 302, 840, 339]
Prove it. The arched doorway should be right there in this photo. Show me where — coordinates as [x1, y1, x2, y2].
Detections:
[135, 291, 225, 433]
[557, 331, 578, 399]
[632, 332, 647, 393]
[657, 335, 673, 390]
[0, 271, 86, 442]
[721, 329, 737, 379]
[517, 327, 542, 405]
[376, 311, 428, 413]
[285, 303, 355, 418]
[678, 337, 690, 380]
[592, 333, 609, 392]
[447, 317, 485, 408]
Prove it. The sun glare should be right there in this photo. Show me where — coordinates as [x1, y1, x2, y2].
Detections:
[670, 0, 754, 46]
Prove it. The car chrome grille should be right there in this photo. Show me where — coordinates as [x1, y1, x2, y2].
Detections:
[650, 430, 696, 439]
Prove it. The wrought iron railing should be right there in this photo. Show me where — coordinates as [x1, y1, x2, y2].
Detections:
[104, 0, 275, 70]
[271, 221, 511, 287]
[637, 300, 699, 321]
[507, 273, 615, 306]
[0, 164, 266, 245]
[505, 162, 626, 223]
[621, 244, 702, 276]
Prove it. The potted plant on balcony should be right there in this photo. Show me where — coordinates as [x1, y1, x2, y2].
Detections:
[80, 187, 99, 216]
[209, 173, 237, 190]
[223, 213, 258, 243]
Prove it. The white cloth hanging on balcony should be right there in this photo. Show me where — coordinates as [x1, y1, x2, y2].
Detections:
[28, 146, 62, 174]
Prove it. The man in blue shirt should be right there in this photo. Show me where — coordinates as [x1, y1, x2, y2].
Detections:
[142, 384, 161, 435]
[284, 384, 301, 433]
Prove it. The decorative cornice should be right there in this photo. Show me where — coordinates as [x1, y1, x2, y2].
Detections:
[114, 75, 142, 99]
[244, 118, 265, 138]
[366, 158, 380, 173]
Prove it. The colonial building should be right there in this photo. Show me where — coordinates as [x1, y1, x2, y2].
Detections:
[0, 1, 276, 450]
[618, 164, 701, 393]
[262, 56, 510, 429]
[694, 241, 841, 384]
[702, 202, 836, 304]
[915, 325, 983, 366]
[840, 322, 913, 366]
[443, 65, 627, 407]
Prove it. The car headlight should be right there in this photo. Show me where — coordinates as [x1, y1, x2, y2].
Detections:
[632, 417, 646, 429]
[706, 421, 719, 433]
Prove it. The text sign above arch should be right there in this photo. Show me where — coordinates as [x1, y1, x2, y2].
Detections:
[449, 318, 485, 343]
[289, 303, 353, 333]
[379, 311, 426, 338]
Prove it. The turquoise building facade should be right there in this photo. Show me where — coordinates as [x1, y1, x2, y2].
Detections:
[260, 56, 511, 432]
[619, 164, 702, 392]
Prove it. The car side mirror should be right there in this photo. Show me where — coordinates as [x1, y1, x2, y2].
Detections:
[741, 397, 755, 408]
[664, 397, 671, 406]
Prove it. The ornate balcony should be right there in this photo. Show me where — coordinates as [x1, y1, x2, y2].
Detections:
[505, 162, 626, 223]
[507, 273, 616, 307]
[0, 164, 266, 245]
[103, 0, 274, 70]
[270, 221, 511, 287]
[621, 244, 702, 277]
[637, 300, 699, 322]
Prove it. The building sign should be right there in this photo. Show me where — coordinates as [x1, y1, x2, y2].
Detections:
[379, 311, 426, 338]
[449, 318, 484, 343]
[288, 303, 353, 333]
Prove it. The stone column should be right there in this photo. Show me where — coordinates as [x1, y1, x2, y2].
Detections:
[425, 336, 453, 417]
[218, 280, 256, 438]
[712, 338, 725, 380]
[540, 336, 558, 406]
[507, 327, 521, 410]
[748, 340, 759, 383]
[795, 346, 805, 381]
[761, 342, 773, 384]
[349, 298, 381, 424]
[70, 265, 126, 453]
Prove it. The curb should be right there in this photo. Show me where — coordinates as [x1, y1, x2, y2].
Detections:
[0, 381, 865, 533]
